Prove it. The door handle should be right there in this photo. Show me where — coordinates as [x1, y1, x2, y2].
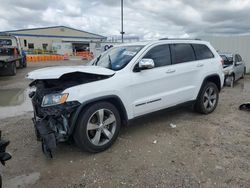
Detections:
[196, 63, 204, 67]
[166, 69, 176, 73]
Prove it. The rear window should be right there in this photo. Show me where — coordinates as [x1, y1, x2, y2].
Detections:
[0, 39, 12, 46]
[236, 54, 242, 62]
[192, 44, 214, 60]
[170, 44, 195, 64]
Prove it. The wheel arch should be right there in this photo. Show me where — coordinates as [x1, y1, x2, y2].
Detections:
[202, 74, 222, 92]
[69, 95, 128, 135]
[230, 72, 235, 78]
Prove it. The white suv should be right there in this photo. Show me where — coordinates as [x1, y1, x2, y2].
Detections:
[27, 39, 224, 157]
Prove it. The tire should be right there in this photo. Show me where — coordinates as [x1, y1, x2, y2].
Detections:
[225, 75, 234, 87]
[7, 62, 16, 76]
[18, 60, 23, 68]
[194, 82, 219, 114]
[23, 61, 27, 68]
[19, 57, 27, 68]
[74, 102, 121, 153]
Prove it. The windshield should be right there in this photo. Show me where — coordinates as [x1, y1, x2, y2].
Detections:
[0, 39, 12, 46]
[220, 55, 233, 66]
[89, 45, 144, 71]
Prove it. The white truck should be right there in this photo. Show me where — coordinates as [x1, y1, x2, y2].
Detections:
[0, 33, 26, 76]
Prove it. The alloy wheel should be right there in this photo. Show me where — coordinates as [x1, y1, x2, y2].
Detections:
[86, 109, 117, 146]
[203, 87, 217, 111]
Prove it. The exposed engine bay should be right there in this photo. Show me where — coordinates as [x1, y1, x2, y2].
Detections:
[29, 72, 112, 157]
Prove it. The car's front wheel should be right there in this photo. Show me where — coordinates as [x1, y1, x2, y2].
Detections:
[74, 102, 121, 153]
[195, 82, 219, 114]
[225, 75, 234, 87]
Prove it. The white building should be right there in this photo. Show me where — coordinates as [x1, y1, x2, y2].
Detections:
[202, 35, 250, 73]
[3, 26, 106, 55]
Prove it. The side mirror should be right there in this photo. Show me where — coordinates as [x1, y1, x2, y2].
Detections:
[139, 58, 155, 70]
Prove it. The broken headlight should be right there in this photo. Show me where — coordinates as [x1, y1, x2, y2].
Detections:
[41, 93, 68, 107]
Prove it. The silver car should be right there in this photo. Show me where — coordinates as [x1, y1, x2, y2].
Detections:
[219, 53, 246, 86]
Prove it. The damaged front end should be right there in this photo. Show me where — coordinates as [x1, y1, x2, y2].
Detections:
[28, 70, 113, 158]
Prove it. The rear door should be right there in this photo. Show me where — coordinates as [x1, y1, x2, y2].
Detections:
[238, 54, 246, 75]
[191, 43, 216, 95]
[168, 43, 202, 102]
[234, 54, 244, 79]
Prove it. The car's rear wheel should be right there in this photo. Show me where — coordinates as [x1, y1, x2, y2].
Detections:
[7, 62, 16, 76]
[74, 102, 121, 152]
[195, 82, 219, 114]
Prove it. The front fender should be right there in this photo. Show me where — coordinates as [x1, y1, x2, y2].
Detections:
[68, 95, 128, 135]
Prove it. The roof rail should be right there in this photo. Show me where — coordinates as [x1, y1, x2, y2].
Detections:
[159, 38, 201, 41]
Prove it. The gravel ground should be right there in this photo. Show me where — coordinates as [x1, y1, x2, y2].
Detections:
[0, 61, 250, 188]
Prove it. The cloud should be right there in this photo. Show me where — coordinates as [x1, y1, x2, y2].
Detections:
[0, 0, 250, 39]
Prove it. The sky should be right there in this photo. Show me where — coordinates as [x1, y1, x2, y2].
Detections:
[0, 0, 250, 40]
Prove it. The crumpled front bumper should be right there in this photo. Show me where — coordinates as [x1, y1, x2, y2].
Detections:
[31, 100, 80, 157]
[33, 118, 57, 158]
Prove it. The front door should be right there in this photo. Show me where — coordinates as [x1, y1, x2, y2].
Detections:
[129, 44, 173, 117]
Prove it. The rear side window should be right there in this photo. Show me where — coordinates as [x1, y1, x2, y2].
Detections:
[170, 44, 195, 64]
[238, 55, 242, 61]
[192, 44, 214, 60]
[235, 55, 239, 63]
[143, 44, 171, 67]
[236, 54, 242, 62]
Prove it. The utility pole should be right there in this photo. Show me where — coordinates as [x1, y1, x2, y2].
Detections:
[120, 0, 125, 43]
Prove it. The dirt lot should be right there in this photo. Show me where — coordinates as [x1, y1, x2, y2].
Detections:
[0, 61, 250, 188]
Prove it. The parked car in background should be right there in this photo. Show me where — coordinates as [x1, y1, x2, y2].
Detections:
[27, 39, 224, 157]
[219, 53, 246, 86]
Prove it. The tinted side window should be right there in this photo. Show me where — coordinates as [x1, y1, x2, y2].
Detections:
[170, 44, 195, 64]
[144, 44, 171, 67]
[236, 54, 242, 62]
[192, 44, 214, 60]
[235, 55, 239, 63]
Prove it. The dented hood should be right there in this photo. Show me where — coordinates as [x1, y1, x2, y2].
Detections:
[26, 66, 115, 80]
